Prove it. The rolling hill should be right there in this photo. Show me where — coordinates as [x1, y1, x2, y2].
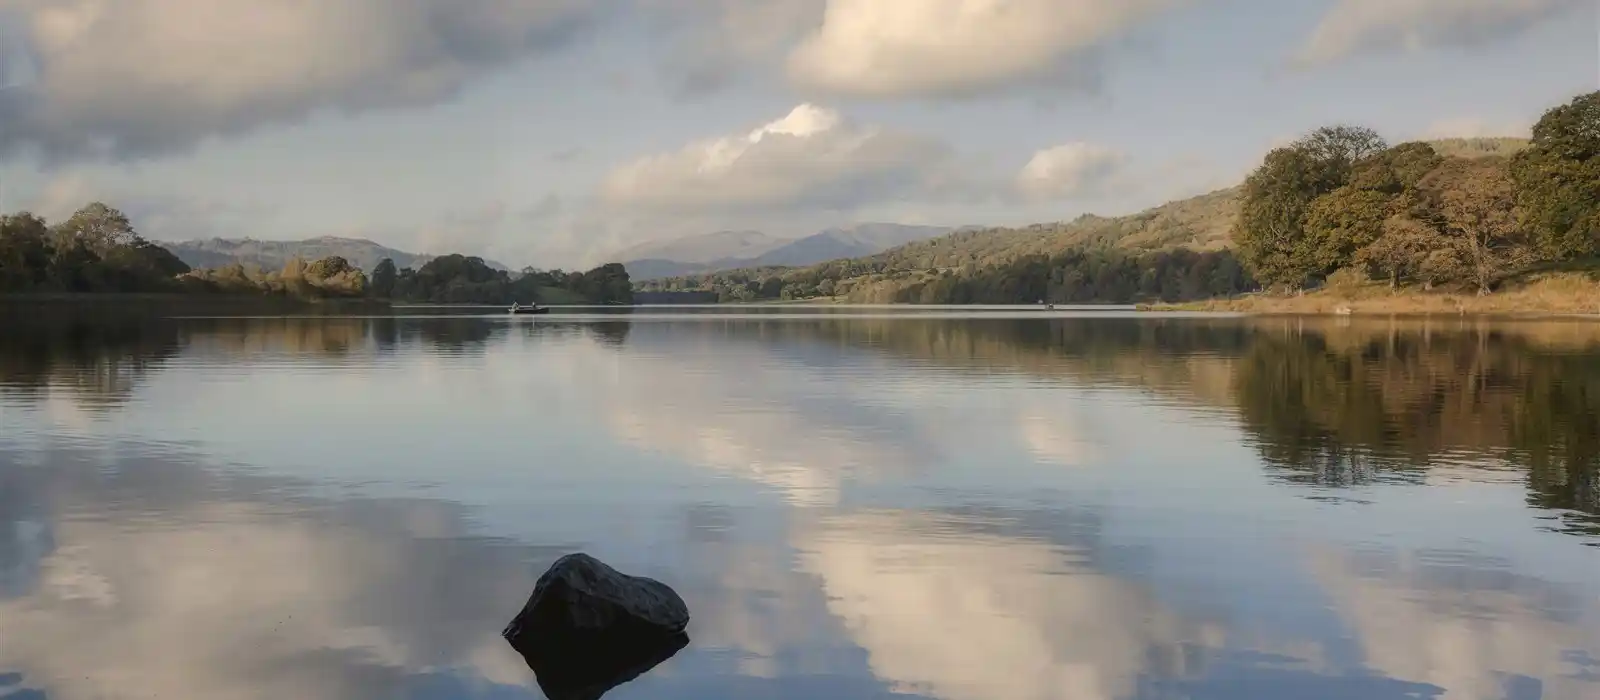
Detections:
[161, 237, 510, 273]
[637, 137, 1534, 299]
[615, 230, 786, 266]
[622, 223, 956, 279]
[841, 138, 1531, 274]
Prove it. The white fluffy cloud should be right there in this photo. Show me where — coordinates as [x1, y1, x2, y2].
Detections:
[1016, 142, 1125, 200]
[0, 0, 597, 160]
[1296, 0, 1586, 65]
[600, 103, 951, 214]
[786, 0, 1179, 98]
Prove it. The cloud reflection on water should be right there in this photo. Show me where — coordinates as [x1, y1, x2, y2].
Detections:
[2, 313, 1599, 699]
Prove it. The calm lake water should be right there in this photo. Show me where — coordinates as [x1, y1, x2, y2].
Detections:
[2, 306, 1598, 700]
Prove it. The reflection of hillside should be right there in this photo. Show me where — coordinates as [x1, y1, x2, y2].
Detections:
[1232, 320, 1600, 536]
[724, 318, 1246, 408]
[0, 441, 556, 700]
[753, 317, 1600, 537]
[0, 311, 182, 407]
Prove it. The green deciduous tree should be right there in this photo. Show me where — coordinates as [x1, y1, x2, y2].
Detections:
[1234, 126, 1390, 290]
[370, 258, 397, 298]
[1301, 186, 1391, 274]
[1511, 90, 1600, 259]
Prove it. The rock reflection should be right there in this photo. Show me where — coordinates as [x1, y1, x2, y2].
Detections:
[519, 631, 688, 700]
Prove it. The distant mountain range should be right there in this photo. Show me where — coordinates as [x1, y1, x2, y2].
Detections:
[620, 223, 960, 280]
[160, 237, 510, 273]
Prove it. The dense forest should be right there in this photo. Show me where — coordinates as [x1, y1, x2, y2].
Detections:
[1, 201, 374, 300]
[1, 203, 194, 294]
[643, 248, 1253, 304]
[639, 90, 1596, 304]
[1235, 90, 1597, 294]
[373, 255, 633, 305]
[0, 202, 632, 305]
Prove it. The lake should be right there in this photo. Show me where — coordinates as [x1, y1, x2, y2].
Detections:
[2, 306, 1598, 700]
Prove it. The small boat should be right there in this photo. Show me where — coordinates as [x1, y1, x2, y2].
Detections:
[509, 303, 550, 315]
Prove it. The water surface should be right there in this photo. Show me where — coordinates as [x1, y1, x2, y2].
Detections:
[2, 307, 1597, 699]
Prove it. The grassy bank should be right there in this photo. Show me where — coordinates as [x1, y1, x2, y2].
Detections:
[1144, 272, 1600, 316]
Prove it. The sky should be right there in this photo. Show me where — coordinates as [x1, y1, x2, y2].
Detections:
[0, 0, 1595, 269]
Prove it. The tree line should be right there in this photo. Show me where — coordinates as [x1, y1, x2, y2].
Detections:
[1235, 90, 1597, 294]
[0, 202, 632, 304]
[1, 203, 192, 294]
[640, 89, 1597, 304]
[638, 246, 1255, 304]
[1, 201, 374, 300]
[369, 254, 633, 305]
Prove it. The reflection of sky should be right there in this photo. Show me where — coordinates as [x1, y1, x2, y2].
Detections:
[2, 315, 1598, 700]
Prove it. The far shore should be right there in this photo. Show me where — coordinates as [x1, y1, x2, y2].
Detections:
[1141, 272, 1600, 317]
[0, 292, 391, 313]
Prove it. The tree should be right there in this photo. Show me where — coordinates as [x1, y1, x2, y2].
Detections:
[305, 256, 367, 296]
[1234, 148, 1333, 290]
[1347, 141, 1442, 194]
[1380, 141, 1444, 191]
[0, 213, 54, 291]
[1301, 186, 1391, 274]
[370, 258, 397, 298]
[1356, 213, 1438, 288]
[1294, 125, 1388, 175]
[57, 202, 139, 253]
[1234, 126, 1390, 291]
[53, 202, 189, 288]
[1511, 90, 1600, 259]
[1419, 158, 1534, 295]
[305, 255, 354, 280]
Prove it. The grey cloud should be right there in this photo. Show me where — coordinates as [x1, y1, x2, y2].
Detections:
[784, 0, 1176, 100]
[0, 0, 602, 163]
[1296, 0, 1588, 66]
[16, 172, 278, 240]
[637, 0, 1158, 100]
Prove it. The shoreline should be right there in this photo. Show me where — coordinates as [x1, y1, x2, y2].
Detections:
[1141, 272, 1600, 318]
[0, 293, 392, 314]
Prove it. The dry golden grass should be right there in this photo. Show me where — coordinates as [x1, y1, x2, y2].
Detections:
[1148, 272, 1600, 317]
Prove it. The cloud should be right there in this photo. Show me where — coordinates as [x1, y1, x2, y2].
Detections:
[1015, 142, 1126, 200]
[0, 0, 599, 162]
[599, 103, 953, 214]
[637, 0, 825, 96]
[1305, 544, 1600, 700]
[15, 172, 277, 240]
[0, 441, 547, 700]
[1416, 116, 1534, 140]
[786, 0, 1179, 98]
[1295, 0, 1587, 65]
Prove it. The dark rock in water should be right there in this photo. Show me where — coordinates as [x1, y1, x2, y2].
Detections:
[503, 553, 690, 642]
[503, 553, 691, 700]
